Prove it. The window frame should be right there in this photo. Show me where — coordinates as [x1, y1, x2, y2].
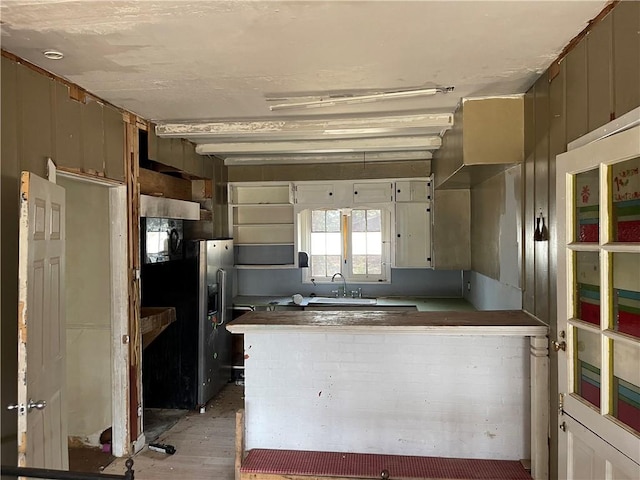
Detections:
[299, 206, 391, 284]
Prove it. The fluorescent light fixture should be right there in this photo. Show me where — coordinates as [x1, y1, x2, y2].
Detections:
[223, 151, 433, 166]
[195, 135, 442, 155]
[269, 86, 454, 111]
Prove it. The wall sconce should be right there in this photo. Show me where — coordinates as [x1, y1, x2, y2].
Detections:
[534, 209, 549, 242]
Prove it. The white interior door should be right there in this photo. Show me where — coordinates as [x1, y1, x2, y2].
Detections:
[556, 125, 640, 479]
[16, 171, 68, 469]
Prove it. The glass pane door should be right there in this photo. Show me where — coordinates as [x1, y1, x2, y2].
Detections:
[557, 126, 640, 474]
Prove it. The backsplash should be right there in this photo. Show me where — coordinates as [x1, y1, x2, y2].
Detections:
[236, 268, 463, 297]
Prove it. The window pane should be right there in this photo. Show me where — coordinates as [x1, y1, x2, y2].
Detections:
[574, 327, 601, 408]
[311, 210, 326, 232]
[353, 255, 367, 274]
[367, 255, 382, 274]
[367, 210, 381, 231]
[326, 210, 341, 232]
[352, 232, 367, 254]
[352, 210, 366, 232]
[367, 232, 382, 254]
[326, 255, 341, 274]
[575, 168, 600, 243]
[326, 232, 341, 254]
[575, 251, 600, 326]
[612, 253, 640, 338]
[311, 232, 327, 254]
[611, 157, 640, 242]
[311, 255, 326, 277]
[612, 340, 640, 433]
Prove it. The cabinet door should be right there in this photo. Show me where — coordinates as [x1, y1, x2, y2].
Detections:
[395, 203, 432, 267]
[295, 184, 334, 204]
[395, 180, 432, 202]
[353, 182, 393, 203]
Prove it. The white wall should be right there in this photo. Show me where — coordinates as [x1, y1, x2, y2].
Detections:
[244, 332, 530, 460]
[60, 177, 112, 444]
[466, 166, 522, 310]
[463, 270, 523, 311]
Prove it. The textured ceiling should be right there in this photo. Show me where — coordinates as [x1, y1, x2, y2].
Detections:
[0, 1, 608, 163]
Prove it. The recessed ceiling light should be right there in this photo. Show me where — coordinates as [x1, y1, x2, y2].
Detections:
[43, 50, 64, 60]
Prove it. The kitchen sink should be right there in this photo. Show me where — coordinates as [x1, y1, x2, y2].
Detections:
[307, 296, 377, 305]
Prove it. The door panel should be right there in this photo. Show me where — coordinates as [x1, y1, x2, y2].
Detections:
[556, 126, 640, 478]
[17, 171, 67, 468]
[565, 415, 640, 480]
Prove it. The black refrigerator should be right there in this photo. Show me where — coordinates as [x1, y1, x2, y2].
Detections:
[141, 239, 235, 410]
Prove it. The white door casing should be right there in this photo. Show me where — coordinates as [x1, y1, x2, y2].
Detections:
[17, 171, 68, 468]
[556, 123, 640, 479]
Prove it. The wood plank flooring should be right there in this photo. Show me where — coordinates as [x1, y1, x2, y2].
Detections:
[104, 384, 243, 480]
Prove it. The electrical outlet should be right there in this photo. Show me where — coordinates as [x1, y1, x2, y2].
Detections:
[467, 281, 471, 292]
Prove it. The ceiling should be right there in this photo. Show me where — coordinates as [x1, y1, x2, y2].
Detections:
[0, 1, 608, 166]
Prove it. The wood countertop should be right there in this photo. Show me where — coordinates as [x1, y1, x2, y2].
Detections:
[227, 310, 548, 336]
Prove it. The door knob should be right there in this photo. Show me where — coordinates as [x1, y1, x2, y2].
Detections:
[553, 341, 566, 352]
[28, 399, 47, 411]
[8, 400, 47, 413]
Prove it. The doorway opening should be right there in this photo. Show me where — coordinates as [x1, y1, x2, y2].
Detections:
[57, 172, 129, 469]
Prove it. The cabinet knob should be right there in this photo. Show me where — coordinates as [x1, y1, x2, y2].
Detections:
[354, 191, 358, 195]
[397, 234, 401, 238]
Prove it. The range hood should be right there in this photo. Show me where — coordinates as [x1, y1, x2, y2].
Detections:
[140, 194, 200, 220]
[432, 96, 524, 189]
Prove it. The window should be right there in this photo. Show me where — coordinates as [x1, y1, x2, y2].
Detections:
[301, 208, 390, 283]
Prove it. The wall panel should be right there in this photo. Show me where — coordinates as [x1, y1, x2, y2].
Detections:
[18, 64, 52, 177]
[534, 75, 550, 324]
[613, 1, 640, 117]
[565, 41, 588, 144]
[471, 175, 502, 279]
[587, 13, 613, 131]
[548, 62, 567, 478]
[228, 160, 431, 183]
[81, 99, 105, 174]
[104, 104, 125, 182]
[523, 89, 536, 314]
[54, 82, 82, 170]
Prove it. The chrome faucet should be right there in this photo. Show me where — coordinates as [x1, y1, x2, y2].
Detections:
[331, 272, 348, 297]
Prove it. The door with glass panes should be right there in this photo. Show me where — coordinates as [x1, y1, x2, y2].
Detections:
[556, 125, 640, 479]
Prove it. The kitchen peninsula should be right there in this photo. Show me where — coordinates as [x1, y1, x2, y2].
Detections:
[227, 309, 549, 480]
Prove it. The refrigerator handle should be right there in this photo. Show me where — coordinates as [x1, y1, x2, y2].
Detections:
[217, 268, 227, 326]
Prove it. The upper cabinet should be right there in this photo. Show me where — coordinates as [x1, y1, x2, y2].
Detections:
[395, 202, 432, 268]
[395, 180, 432, 202]
[432, 96, 524, 190]
[352, 182, 393, 203]
[294, 183, 335, 205]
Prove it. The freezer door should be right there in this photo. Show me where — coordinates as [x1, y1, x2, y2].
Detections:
[197, 241, 233, 408]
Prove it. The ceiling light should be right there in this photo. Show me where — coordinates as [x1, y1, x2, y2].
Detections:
[43, 50, 64, 60]
[269, 86, 454, 111]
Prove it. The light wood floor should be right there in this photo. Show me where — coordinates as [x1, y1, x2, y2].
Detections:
[105, 384, 243, 480]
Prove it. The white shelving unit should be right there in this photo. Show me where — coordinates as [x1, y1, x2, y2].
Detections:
[229, 183, 296, 267]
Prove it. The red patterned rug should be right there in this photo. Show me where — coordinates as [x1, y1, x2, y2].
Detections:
[241, 449, 532, 480]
